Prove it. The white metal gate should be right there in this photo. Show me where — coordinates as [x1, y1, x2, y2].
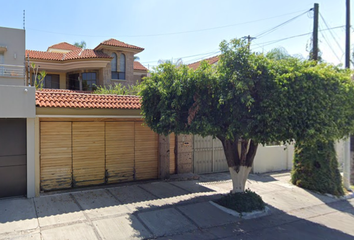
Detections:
[193, 135, 295, 174]
[193, 135, 228, 174]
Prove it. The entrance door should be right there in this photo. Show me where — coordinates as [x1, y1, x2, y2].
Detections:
[0, 119, 27, 198]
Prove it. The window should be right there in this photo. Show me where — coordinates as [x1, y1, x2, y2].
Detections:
[111, 53, 118, 79]
[111, 52, 125, 80]
[119, 53, 126, 79]
[82, 72, 97, 91]
[33, 74, 59, 89]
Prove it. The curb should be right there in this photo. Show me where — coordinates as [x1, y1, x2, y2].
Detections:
[209, 201, 270, 219]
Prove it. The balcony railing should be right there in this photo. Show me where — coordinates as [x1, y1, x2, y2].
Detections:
[0, 64, 25, 78]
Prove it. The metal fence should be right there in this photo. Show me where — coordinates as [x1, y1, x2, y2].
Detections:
[0, 64, 25, 78]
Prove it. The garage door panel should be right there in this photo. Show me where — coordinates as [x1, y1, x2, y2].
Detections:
[0, 155, 26, 167]
[0, 119, 27, 156]
[105, 122, 134, 184]
[73, 122, 105, 187]
[0, 165, 27, 198]
[41, 122, 72, 191]
[135, 123, 158, 180]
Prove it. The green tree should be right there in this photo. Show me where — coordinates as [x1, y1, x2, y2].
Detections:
[74, 41, 86, 49]
[140, 39, 354, 193]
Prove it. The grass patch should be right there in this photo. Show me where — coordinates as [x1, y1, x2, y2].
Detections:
[214, 189, 265, 213]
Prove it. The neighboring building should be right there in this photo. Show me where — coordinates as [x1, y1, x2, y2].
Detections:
[187, 55, 219, 70]
[0, 26, 36, 198]
[26, 39, 148, 90]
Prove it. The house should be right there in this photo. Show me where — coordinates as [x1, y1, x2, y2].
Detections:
[26, 39, 148, 90]
[0, 26, 36, 198]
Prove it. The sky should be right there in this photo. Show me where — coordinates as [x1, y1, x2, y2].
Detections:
[0, 0, 353, 69]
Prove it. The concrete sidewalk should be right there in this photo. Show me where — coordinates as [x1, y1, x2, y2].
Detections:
[0, 172, 353, 240]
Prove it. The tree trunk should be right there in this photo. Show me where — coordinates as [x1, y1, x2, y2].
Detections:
[218, 136, 258, 193]
[229, 166, 252, 193]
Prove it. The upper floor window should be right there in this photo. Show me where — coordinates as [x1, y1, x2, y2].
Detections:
[119, 53, 125, 80]
[111, 52, 126, 80]
[111, 53, 117, 79]
[33, 74, 59, 89]
[82, 72, 97, 91]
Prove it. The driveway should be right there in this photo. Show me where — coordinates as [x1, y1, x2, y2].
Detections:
[0, 172, 353, 240]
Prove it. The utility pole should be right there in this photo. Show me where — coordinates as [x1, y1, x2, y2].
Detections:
[345, 0, 351, 69]
[312, 3, 319, 61]
[242, 35, 256, 49]
[344, 0, 352, 190]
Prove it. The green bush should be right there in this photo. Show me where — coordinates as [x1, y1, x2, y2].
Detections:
[291, 141, 344, 196]
[215, 189, 265, 213]
[94, 82, 142, 95]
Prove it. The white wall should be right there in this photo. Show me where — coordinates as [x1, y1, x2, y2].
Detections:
[0, 85, 35, 118]
[253, 144, 294, 173]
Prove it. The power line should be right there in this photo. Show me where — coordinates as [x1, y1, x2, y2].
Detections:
[141, 50, 220, 64]
[252, 25, 345, 49]
[319, 13, 344, 54]
[319, 22, 342, 62]
[27, 9, 310, 39]
[255, 9, 312, 39]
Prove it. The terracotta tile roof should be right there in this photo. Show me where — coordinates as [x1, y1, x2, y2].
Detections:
[64, 49, 111, 60]
[26, 49, 111, 61]
[36, 90, 141, 109]
[188, 55, 220, 70]
[95, 38, 144, 51]
[134, 61, 148, 71]
[48, 42, 81, 51]
[26, 50, 64, 61]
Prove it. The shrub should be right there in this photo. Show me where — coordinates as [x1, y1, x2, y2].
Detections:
[215, 189, 265, 213]
[291, 141, 344, 196]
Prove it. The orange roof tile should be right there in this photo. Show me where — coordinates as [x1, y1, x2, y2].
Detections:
[48, 42, 81, 51]
[26, 50, 64, 61]
[36, 90, 141, 109]
[188, 55, 219, 70]
[95, 38, 144, 51]
[134, 61, 148, 71]
[26, 49, 111, 61]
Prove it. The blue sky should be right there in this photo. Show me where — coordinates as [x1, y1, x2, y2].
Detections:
[1, 0, 352, 69]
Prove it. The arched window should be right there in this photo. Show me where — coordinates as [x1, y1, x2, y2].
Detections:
[119, 53, 126, 79]
[111, 53, 118, 79]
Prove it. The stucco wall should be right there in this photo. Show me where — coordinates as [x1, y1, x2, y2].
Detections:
[253, 144, 294, 173]
[0, 85, 35, 118]
[0, 27, 25, 66]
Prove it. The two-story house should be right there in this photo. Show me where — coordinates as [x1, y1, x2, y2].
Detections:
[26, 39, 148, 90]
[0, 26, 36, 198]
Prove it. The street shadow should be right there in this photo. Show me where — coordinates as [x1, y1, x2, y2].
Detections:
[126, 195, 354, 240]
[0, 176, 353, 239]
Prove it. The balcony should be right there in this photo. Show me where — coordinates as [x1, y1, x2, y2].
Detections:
[0, 64, 25, 86]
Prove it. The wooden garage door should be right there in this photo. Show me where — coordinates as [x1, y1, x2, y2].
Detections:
[72, 122, 105, 187]
[135, 122, 158, 180]
[40, 122, 72, 191]
[170, 133, 176, 174]
[106, 122, 135, 183]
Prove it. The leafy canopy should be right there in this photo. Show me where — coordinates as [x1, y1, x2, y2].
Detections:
[140, 38, 354, 145]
